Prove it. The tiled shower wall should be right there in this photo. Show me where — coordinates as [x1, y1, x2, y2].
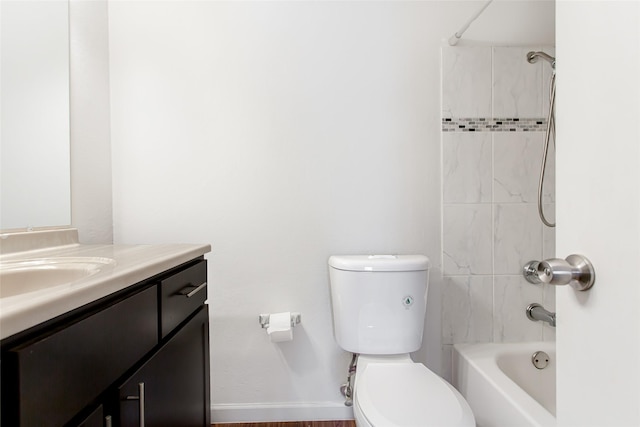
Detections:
[440, 46, 556, 377]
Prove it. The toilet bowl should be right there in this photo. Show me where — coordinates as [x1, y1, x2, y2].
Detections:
[352, 355, 475, 427]
[328, 255, 476, 427]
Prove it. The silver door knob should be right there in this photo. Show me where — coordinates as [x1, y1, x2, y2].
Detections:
[523, 254, 595, 291]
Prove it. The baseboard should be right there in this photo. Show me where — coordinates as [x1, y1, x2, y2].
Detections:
[211, 402, 354, 423]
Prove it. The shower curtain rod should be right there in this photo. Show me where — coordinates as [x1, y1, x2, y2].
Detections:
[448, 0, 494, 46]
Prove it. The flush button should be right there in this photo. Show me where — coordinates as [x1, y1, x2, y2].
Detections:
[402, 296, 414, 308]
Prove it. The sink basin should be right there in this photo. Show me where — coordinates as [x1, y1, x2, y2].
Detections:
[0, 257, 115, 298]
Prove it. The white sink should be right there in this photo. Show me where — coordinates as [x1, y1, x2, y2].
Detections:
[0, 257, 115, 298]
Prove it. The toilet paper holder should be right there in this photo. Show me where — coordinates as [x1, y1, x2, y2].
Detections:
[259, 312, 301, 329]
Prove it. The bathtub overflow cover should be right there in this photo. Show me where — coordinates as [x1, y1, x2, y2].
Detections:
[531, 351, 550, 369]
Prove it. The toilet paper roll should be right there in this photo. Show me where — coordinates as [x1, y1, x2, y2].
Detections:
[267, 312, 293, 343]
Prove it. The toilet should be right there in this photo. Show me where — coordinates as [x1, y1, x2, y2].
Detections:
[328, 255, 475, 427]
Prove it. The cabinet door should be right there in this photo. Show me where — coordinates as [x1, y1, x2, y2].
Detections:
[118, 306, 210, 427]
[2, 285, 158, 427]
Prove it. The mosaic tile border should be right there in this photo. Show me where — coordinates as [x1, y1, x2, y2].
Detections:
[442, 117, 547, 132]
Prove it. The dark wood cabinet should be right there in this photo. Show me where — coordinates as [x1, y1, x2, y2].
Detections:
[159, 260, 207, 339]
[77, 405, 107, 427]
[118, 307, 210, 427]
[1, 258, 210, 427]
[3, 286, 158, 427]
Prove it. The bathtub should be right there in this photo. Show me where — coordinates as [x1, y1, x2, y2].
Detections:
[452, 342, 556, 427]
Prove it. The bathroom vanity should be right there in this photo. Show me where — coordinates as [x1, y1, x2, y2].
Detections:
[0, 229, 211, 427]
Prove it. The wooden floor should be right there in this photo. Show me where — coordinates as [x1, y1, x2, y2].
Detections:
[213, 421, 355, 427]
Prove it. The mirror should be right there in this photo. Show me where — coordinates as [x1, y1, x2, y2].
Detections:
[1, 0, 71, 230]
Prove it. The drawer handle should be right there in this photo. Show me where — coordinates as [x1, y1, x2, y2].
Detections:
[124, 382, 145, 427]
[178, 282, 207, 298]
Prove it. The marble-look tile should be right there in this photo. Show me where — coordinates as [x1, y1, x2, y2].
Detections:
[543, 322, 556, 342]
[542, 204, 556, 258]
[493, 132, 544, 203]
[442, 276, 493, 345]
[441, 344, 454, 383]
[442, 47, 492, 118]
[494, 204, 542, 275]
[493, 47, 543, 118]
[443, 133, 492, 203]
[441, 45, 558, 348]
[443, 205, 492, 275]
[541, 136, 556, 204]
[542, 282, 556, 341]
[493, 276, 544, 342]
[542, 280, 556, 312]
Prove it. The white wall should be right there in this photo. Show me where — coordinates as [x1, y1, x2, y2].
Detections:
[107, 0, 554, 422]
[556, 1, 640, 425]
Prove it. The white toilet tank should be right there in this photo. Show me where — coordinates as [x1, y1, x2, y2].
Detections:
[328, 255, 430, 355]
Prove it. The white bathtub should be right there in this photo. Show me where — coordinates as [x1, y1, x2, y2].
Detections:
[452, 342, 556, 427]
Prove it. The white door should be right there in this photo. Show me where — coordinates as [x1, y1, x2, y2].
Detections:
[556, 1, 640, 426]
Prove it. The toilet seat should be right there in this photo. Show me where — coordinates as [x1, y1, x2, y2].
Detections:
[355, 362, 475, 427]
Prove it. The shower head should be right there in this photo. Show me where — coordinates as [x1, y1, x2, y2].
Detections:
[527, 51, 556, 70]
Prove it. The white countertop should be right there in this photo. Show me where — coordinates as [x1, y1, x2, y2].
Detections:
[0, 229, 210, 340]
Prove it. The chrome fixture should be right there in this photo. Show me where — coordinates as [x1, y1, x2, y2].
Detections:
[527, 50, 556, 228]
[340, 353, 358, 407]
[523, 260, 543, 284]
[258, 312, 301, 329]
[531, 350, 550, 370]
[523, 254, 595, 291]
[124, 382, 145, 427]
[526, 303, 556, 327]
[527, 51, 556, 70]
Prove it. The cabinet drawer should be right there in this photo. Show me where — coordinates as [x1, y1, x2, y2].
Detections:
[7, 285, 158, 427]
[160, 260, 207, 338]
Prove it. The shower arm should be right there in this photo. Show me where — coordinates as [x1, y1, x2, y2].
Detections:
[527, 51, 556, 71]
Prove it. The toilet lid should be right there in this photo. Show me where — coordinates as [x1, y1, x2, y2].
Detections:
[356, 363, 475, 427]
